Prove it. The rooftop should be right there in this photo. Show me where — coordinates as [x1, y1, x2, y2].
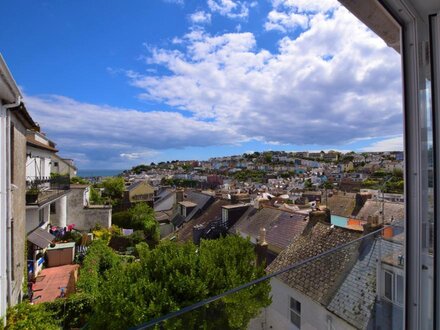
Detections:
[33, 264, 79, 304]
[267, 221, 362, 306]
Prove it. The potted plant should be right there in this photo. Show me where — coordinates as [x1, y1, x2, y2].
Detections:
[26, 183, 40, 204]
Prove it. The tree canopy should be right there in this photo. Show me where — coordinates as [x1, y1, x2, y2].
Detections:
[101, 177, 125, 200]
[85, 236, 270, 329]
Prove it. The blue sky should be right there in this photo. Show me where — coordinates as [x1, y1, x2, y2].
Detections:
[0, 0, 403, 169]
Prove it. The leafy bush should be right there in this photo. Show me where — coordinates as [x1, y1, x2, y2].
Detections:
[43, 293, 93, 329]
[70, 176, 90, 184]
[88, 236, 271, 329]
[129, 203, 159, 246]
[77, 240, 120, 295]
[6, 303, 59, 330]
[89, 186, 104, 205]
[112, 210, 132, 228]
[101, 177, 125, 201]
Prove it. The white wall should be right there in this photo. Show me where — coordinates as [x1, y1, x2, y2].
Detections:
[250, 278, 355, 330]
[26, 205, 50, 234]
[0, 105, 8, 321]
[26, 146, 54, 181]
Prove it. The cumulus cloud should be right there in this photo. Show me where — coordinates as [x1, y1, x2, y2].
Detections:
[271, 0, 339, 13]
[362, 136, 403, 152]
[129, 6, 402, 149]
[189, 11, 211, 24]
[26, 3, 403, 168]
[265, 10, 309, 32]
[207, 0, 252, 19]
[266, 0, 339, 32]
[25, 95, 245, 168]
[120, 151, 159, 160]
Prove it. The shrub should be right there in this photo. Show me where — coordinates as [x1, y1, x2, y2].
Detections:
[43, 293, 93, 329]
[6, 303, 59, 330]
[112, 211, 132, 228]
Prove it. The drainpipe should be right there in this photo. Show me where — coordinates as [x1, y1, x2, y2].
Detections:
[3, 96, 21, 306]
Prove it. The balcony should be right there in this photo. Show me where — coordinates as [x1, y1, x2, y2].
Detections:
[26, 174, 70, 206]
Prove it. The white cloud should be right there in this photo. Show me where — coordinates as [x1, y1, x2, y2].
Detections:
[24, 94, 245, 168]
[129, 6, 402, 149]
[362, 136, 403, 152]
[271, 0, 339, 13]
[207, 0, 250, 19]
[120, 151, 159, 160]
[266, 0, 339, 33]
[189, 11, 211, 24]
[265, 10, 309, 32]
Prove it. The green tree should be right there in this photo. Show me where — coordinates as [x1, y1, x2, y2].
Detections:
[6, 303, 60, 330]
[77, 240, 121, 296]
[101, 177, 125, 201]
[70, 176, 89, 184]
[112, 210, 132, 228]
[129, 203, 160, 246]
[89, 186, 104, 205]
[87, 236, 271, 329]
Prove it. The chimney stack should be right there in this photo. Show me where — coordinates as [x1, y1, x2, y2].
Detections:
[309, 207, 331, 225]
[255, 228, 268, 268]
[176, 190, 184, 203]
[192, 224, 204, 245]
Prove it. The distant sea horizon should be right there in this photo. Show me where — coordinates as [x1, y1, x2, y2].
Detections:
[77, 169, 124, 178]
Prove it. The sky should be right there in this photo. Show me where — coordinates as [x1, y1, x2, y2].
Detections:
[0, 0, 403, 170]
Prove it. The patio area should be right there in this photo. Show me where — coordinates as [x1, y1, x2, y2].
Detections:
[32, 264, 79, 304]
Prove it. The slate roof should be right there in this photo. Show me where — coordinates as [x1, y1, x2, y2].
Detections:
[267, 221, 362, 306]
[356, 200, 404, 223]
[172, 191, 214, 227]
[327, 237, 401, 329]
[154, 190, 176, 212]
[185, 192, 214, 217]
[185, 191, 214, 210]
[231, 206, 308, 253]
[325, 194, 356, 217]
[177, 199, 230, 242]
[171, 214, 185, 227]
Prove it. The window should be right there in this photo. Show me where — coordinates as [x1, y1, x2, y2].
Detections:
[383, 269, 403, 307]
[290, 297, 301, 328]
[50, 203, 56, 214]
[384, 270, 393, 301]
[39, 208, 44, 225]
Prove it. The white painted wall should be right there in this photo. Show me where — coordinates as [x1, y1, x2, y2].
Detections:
[26, 147, 54, 181]
[0, 105, 8, 321]
[55, 195, 67, 228]
[26, 205, 50, 234]
[249, 278, 355, 330]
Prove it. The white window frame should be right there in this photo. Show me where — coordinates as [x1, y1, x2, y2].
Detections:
[375, 0, 439, 328]
[289, 296, 301, 329]
[382, 268, 404, 307]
